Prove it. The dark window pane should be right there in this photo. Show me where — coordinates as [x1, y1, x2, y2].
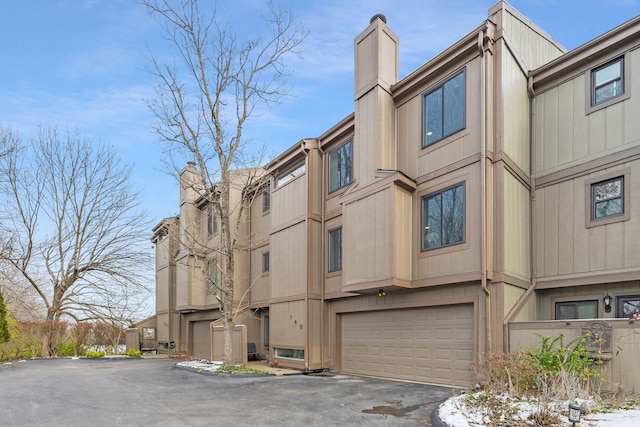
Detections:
[329, 140, 352, 193]
[556, 301, 597, 320]
[425, 89, 443, 145]
[422, 183, 465, 251]
[328, 227, 342, 272]
[443, 72, 465, 136]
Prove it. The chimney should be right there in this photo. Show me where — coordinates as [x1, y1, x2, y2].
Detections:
[354, 14, 399, 186]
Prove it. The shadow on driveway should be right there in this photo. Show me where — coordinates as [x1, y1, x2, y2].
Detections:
[0, 358, 454, 426]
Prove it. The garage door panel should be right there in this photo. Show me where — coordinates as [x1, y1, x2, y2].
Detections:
[342, 305, 473, 385]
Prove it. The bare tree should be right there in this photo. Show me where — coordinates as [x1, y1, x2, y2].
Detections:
[142, 0, 306, 364]
[0, 126, 153, 351]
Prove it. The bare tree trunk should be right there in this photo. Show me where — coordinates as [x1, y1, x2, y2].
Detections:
[143, 0, 306, 365]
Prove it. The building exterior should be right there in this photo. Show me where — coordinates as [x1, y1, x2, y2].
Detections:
[144, 1, 640, 388]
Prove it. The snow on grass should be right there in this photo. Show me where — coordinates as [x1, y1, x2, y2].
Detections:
[438, 392, 640, 427]
[176, 359, 223, 373]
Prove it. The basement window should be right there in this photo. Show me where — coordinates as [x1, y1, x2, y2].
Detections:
[274, 348, 304, 360]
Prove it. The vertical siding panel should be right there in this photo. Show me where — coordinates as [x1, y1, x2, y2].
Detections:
[557, 180, 574, 275]
[543, 185, 559, 276]
[605, 104, 624, 150]
[543, 88, 558, 170]
[572, 179, 590, 273]
[572, 76, 589, 161]
[605, 222, 624, 270]
[588, 109, 606, 155]
[557, 83, 574, 165]
[588, 225, 606, 271]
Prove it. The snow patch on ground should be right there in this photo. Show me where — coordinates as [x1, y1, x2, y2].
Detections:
[438, 393, 640, 427]
[176, 360, 223, 373]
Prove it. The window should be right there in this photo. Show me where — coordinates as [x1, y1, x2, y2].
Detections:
[555, 301, 598, 320]
[142, 328, 156, 340]
[328, 227, 342, 272]
[617, 295, 640, 318]
[591, 176, 624, 220]
[423, 69, 465, 147]
[262, 189, 270, 212]
[421, 183, 465, 251]
[264, 314, 269, 347]
[276, 161, 305, 187]
[592, 57, 624, 106]
[329, 140, 353, 193]
[275, 348, 304, 360]
[262, 251, 270, 273]
[207, 205, 217, 236]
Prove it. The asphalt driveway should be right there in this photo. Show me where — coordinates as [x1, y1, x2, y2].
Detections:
[0, 358, 453, 426]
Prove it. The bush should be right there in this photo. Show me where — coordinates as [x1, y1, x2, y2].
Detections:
[125, 349, 141, 358]
[58, 342, 77, 357]
[85, 350, 105, 358]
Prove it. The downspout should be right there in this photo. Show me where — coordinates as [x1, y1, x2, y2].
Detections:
[502, 75, 537, 352]
[301, 140, 311, 371]
[318, 141, 326, 371]
[478, 27, 492, 354]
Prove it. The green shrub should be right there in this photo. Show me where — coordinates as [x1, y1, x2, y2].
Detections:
[125, 349, 141, 358]
[58, 342, 77, 357]
[85, 350, 105, 358]
[524, 333, 600, 380]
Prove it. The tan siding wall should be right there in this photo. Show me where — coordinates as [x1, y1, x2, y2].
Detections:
[503, 172, 530, 281]
[535, 49, 640, 177]
[415, 164, 481, 280]
[397, 59, 481, 180]
[393, 187, 413, 281]
[354, 93, 378, 187]
[501, 9, 564, 70]
[503, 284, 526, 320]
[271, 300, 306, 348]
[536, 160, 640, 280]
[343, 188, 392, 286]
[271, 221, 307, 298]
[501, 52, 530, 172]
[272, 174, 307, 228]
[250, 247, 270, 304]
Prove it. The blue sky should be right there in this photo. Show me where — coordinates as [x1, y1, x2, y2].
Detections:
[1, 0, 638, 226]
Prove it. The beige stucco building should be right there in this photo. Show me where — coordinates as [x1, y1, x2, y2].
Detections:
[142, 1, 640, 388]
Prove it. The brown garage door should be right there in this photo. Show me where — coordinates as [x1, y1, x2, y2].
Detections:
[341, 305, 474, 385]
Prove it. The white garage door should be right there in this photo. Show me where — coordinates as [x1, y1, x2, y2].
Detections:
[341, 305, 474, 385]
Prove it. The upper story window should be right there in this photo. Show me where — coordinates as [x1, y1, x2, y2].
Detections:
[207, 205, 217, 236]
[421, 183, 465, 251]
[328, 227, 342, 272]
[585, 171, 630, 228]
[592, 57, 624, 106]
[262, 189, 270, 212]
[262, 251, 270, 273]
[328, 139, 353, 193]
[592, 176, 624, 220]
[423, 69, 466, 148]
[276, 160, 305, 187]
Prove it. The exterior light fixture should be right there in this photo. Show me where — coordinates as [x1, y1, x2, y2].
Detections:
[568, 402, 582, 426]
[604, 293, 612, 313]
[378, 289, 386, 297]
